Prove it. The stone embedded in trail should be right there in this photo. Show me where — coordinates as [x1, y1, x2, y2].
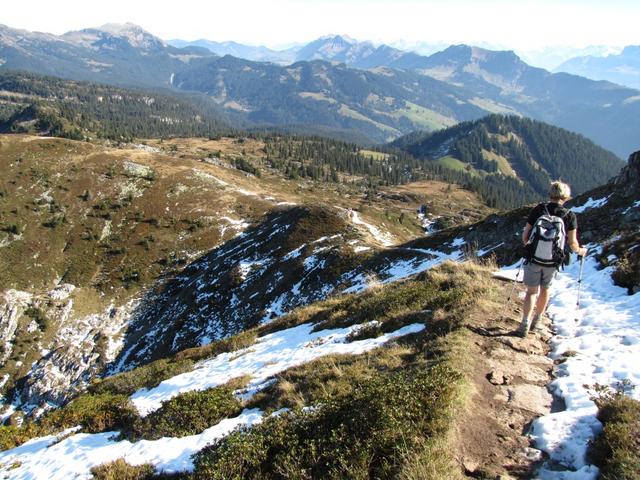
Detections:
[507, 384, 552, 415]
[488, 369, 508, 385]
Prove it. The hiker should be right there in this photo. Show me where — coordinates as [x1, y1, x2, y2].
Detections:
[518, 181, 587, 337]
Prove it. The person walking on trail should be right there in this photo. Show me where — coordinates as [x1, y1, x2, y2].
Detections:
[518, 181, 588, 337]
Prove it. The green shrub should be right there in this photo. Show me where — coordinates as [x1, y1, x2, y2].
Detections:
[0, 424, 41, 451]
[192, 365, 460, 479]
[313, 280, 441, 332]
[589, 383, 640, 480]
[232, 157, 260, 177]
[39, 393, 139, 434]
[24, 306, 48, 331]
[1, 393, 139, 451]
[90, 359, 195, 396]
[1, 223, 22, 235]
[123, 387, 242, 441]
[90, 459, 156, 480]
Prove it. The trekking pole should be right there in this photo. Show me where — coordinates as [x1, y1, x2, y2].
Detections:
[507, 258, 525, 303]
[575, 253, 586, 319]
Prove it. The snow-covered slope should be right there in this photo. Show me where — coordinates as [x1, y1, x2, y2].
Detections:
[531, 253, 640, 478]
[0, 321, 424, 478]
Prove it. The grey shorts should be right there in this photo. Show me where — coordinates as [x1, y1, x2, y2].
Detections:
[523, 262, 557, 288]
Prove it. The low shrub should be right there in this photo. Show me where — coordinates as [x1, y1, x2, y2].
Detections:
[192, 365, 461, 479]
[173, 330, 258, 363]
[39, 393, 139, 434]
[0, 424, 41, 451]
[122, 387, 242, 441]
[246, 347, 410, 413]
[0, 393, 138, 451]
[589, 383, 640, 480]
[312, 280, 442, 332]
[90, 459, 156, 480]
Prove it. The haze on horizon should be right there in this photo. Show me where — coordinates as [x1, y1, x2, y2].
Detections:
[3, 0, 639, 70]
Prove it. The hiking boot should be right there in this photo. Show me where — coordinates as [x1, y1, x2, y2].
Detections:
[529, 314, 541, 332]
[517, 319, 530, 338]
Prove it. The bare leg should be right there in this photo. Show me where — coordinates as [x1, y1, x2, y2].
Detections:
[519, 286, 539, 335]
[535, 287, 550, 317]
[530, 286, 550, 330]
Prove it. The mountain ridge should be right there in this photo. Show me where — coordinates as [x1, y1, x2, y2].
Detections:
[557, 45, 640, 90]
[2, 23, 640, 156]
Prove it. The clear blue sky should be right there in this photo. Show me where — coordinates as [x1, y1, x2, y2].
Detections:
[3, 0, 639, 49]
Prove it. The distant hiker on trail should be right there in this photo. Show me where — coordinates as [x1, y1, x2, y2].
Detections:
[518, 181, 588, 337]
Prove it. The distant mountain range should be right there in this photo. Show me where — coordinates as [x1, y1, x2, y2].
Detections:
[556, 45, 640, 90]
[172, 43, 640, 157]
[168, 38, 296, 64]
[0, 23, 215, 87]
[1, 24, 639, 157]
[171, 55, 487, 144]
[517, 45, 623, 72]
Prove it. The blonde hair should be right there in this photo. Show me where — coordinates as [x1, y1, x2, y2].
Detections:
[549, 181, 571, 201]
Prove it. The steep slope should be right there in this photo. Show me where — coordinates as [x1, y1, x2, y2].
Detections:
[557, 45, 640, 90]
[390, 114, 624, 208]
[0, 23, 215, 88]
[405, 149, 640, 284]
[0, 260, 527, 479]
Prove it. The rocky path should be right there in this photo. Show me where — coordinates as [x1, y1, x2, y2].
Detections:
[455, 278, 556, 479]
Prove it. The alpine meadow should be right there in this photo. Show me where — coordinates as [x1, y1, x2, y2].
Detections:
[0, 2, 639, 479]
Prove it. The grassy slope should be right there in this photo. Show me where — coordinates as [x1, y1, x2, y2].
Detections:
[0, 261, 499, 480]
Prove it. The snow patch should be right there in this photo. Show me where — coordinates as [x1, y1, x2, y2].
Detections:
[0, 410, 263, 478]
[520, 253, 640, 477]
[417, 213, 439, 234]
[570, 195, 610, 214]
[123, 161, 154, 179]
[47, 284, 75, 301]
[131, 322, 425, 417]
[347, 210, 394, 247]
[623, 199, 640, 214]
[131, 143, 161, 154]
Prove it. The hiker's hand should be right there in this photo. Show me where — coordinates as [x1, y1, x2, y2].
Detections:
[577, 246, 588, 257]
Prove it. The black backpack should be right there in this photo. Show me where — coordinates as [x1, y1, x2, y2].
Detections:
[526, 204, 568, 268]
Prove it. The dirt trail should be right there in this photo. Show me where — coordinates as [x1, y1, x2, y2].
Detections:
[455, 278, 555, 479]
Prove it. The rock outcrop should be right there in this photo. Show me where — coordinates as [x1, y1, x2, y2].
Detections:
[612, 150, 640, 196]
